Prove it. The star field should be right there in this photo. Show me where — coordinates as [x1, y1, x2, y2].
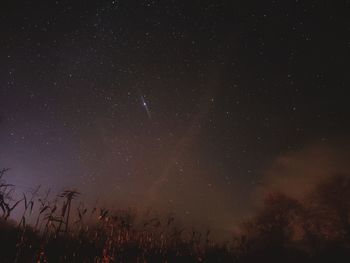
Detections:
[0, 0, 349, 231]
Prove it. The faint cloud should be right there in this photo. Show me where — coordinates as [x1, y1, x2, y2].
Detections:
[258, 138, 350, 200]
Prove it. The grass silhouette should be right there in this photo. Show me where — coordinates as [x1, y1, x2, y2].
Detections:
[1, 169, 350, 262]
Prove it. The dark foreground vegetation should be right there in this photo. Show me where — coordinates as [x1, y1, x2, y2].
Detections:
[1, 168, 350, 262]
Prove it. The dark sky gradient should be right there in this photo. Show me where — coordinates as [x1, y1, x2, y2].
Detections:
[1, 1, 349, 234]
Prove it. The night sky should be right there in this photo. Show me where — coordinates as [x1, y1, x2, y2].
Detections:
[1, 1, 349, 234]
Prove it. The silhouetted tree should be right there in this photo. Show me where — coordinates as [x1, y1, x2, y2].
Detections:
[307, 174, 350, 243]
[241, 192, 307, 262]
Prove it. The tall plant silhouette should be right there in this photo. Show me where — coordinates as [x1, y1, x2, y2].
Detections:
[0, 168, 21, 220]
[57, 190, 80, 233]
